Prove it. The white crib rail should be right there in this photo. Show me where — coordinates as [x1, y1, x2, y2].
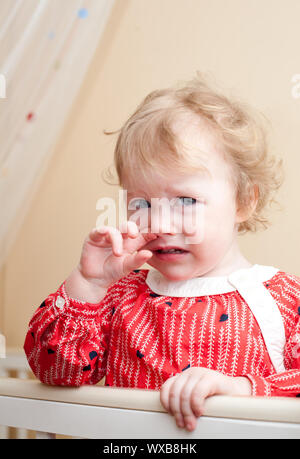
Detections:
[0, 348, 31, 439]
[0, 377, 300, 439]
[0, 348, 31, 375]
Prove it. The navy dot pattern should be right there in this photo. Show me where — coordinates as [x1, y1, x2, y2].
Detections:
[136, 350, 144, 359]
[219, 314, 228, 322]
[82, 350, 99, 372]
[182, 363, 191, 372]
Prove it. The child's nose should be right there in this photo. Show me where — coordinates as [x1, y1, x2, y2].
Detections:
[149, 208, 179, 235]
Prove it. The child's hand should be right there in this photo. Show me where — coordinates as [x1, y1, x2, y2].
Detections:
[160, 367, 252, 432]
[77, 221, 158, 289]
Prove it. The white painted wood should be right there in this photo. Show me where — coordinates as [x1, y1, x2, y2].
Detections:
[0, 363, 9, 437]
[0, 352, 300, 439]
[0, 395, 299, 439]
[1, 377, 300, 424]
[0, 348, 30, 372]
[0, 368, 8, 378]
[35, 431, 56, 439]
[0, 424, 8, 439]
[0, 349, 31, 438]
[15, 369, 29, 438]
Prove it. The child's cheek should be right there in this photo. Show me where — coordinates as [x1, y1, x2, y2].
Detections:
[182, 204, 206, 244]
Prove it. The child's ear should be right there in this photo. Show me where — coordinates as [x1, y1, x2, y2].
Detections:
[235, 184, 259, 223]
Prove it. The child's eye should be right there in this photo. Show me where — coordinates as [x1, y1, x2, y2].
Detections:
[130, 198, 151, 209]
[129, 197, 200, 209]
[177, 197, 197, 206]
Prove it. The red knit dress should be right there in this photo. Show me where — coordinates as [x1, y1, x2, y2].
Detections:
[24, 265, 300, 397]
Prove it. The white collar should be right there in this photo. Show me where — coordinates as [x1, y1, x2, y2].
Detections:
[145, 264, 279, 297]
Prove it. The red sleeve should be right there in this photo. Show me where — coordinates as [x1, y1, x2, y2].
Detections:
[245, 272, 300, 397]
[245, 318, 300, 397]
[24, 279, 117, 386]
[245, 369, 300, 397]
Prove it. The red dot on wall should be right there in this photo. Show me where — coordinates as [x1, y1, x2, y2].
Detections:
[26, 112, 35, 121]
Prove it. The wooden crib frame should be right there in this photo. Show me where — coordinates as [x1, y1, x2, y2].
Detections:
[0, 349, 300, 439]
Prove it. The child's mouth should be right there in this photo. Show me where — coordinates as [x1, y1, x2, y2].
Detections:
[153, 248, 189, 260]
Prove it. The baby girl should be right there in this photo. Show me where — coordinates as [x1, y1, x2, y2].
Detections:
[24, 74, 300, 432]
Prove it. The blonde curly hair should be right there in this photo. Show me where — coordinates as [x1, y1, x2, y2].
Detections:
[102, 72, 284, 234]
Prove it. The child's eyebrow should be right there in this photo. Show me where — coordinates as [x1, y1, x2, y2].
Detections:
[126, 190, 145, 197]
[126, 187, 207, 197]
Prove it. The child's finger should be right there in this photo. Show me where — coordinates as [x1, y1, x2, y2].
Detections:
[159, 374, 179, 412]
[90, 226, 123, 256]
[179, 378, 201, 431]
[190, 380, 210, 418]
[121, 222, 158, 253]
[161, 375, 188, 423]
[122, 249, 154, 273]
[174, 413, 185, 429]
[119, 220, 139, 239]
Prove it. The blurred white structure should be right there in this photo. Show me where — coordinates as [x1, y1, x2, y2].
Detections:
[0, 348, 300, 439]
[0, 0, 115, 269]
[0, 347, 31, 438]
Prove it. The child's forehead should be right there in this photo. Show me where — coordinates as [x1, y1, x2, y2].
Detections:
[123, 168, 211, 195]
[121, 147, 231, 192]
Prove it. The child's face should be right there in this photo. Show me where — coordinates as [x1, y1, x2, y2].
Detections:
[123, 114, 244, 280]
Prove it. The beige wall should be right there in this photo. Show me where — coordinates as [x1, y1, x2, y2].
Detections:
[2, 0, 300, 347]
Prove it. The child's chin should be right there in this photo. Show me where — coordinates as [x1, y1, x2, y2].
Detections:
[153, 266, 191, 282]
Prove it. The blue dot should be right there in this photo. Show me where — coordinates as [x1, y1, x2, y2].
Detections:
[78, 8, 88, 19]
[182, 363, 190, 372]
[219, 314, 228, 322]
[48, 31, 55, 39]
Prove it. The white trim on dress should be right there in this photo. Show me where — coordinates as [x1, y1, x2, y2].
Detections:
[145, 264, 286, 373]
